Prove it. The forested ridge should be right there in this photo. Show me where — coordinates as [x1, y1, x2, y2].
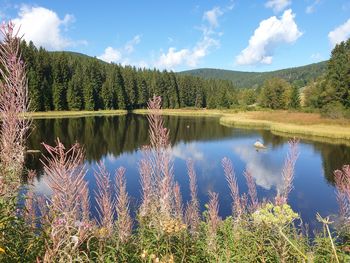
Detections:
[181, 61, 327, 88]
[21, 41, 237, 111]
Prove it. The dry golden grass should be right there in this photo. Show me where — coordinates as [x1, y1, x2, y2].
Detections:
[220, 111, 350, 145]
[245, 110, 350, 126]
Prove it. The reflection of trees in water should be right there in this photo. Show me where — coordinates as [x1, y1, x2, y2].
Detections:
[25, 115, 237, 174]
[25, 114, 350, 185]
[312, 143, 350, 184]
[257, 130, 350, 185]
[260, 130, 288, 148]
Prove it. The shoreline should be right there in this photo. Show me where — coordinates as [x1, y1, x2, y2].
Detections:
[25, 109, 350, 145]
[25, 110, 128, 119]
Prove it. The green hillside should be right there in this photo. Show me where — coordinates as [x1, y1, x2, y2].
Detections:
[180, 61, 327, 88]
[51, 51, 326, 89]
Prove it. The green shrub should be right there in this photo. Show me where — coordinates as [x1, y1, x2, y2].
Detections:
[321, 102, 348, 119]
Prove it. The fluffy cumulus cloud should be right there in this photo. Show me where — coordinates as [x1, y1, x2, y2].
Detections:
[235, 9, 302, 65]
[156, 6, 224, 69]
[98, 47, 122, 63]
[156, 35, 219, 69]
[265, 0, 291, 13]
[98, 35, 141, 63]
[328, 19, 350, 47]
[12, 5, 79, 50]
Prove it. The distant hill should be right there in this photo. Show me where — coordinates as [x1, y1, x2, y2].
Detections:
[49, 51, 327, 89]
[179, 61, 327, 88]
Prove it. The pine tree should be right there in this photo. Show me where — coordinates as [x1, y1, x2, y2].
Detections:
[115, 66, 127, 109]
[67, 65, 84, 110]
[52, 54, 70, 110]
[101, 67, 116, 109]
[326, 39, 350, 107]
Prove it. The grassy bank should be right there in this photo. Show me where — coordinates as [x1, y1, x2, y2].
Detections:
[25, 109, 128, 119]
[219, 111, 350, 145]
[133, 108, 223, 117]
[134, 109, 350, 145]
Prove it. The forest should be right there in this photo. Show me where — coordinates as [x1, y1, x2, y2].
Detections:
[20, 41, 236, 112]
[21, 37, 350, 116]
[181, 61, 327, 88]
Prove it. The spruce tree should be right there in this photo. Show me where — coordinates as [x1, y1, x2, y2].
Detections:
[67, 66, 84, 110]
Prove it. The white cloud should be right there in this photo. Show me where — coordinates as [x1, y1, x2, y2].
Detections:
[124, 34, 141, 53]
[12, 5, 80, 50]
[306, 0, 320, 14]
[157, 48, 190, 68]
[265, 0, 291, 13]
[328, 18, 350, 47]
[98, 47, 122, 63]
[135, 60, 149, 68]
[235, 9, 302, 65]
[98, 35, 141, 63]
[156, 33, 219, 69]
[155, 6, 225, 69]
[203, 7, 223, 28]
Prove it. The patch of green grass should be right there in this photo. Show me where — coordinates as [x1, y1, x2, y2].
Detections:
[132, 108, 223, 117]
[25, 110, 128, 119]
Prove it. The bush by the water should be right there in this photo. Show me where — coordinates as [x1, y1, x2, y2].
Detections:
[321, 102, 350, 119]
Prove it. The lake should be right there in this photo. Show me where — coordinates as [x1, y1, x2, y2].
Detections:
[26, 114, 350, 229]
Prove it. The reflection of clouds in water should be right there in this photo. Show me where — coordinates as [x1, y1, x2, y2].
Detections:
[234, 145, 283, 191]
[34, 177, 52, 196]
[172, 143, 204, 161]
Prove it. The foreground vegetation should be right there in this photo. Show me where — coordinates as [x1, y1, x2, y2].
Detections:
[3, 97, 350, 262]
[1, 21, 350, 263]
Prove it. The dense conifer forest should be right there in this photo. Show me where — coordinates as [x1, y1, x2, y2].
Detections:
[20, 41, 237, 111]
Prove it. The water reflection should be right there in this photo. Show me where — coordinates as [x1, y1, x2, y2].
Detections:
[26, 114, 350, 226]
[172, 143, 204, 161]
[233, 145, 283, 191]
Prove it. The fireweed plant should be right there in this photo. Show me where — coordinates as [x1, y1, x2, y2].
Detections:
[0, 20, 349, 262]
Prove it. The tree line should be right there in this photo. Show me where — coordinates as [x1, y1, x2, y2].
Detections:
[20, 37, 349, 113]
[303, 38, 350, 116]
[234, 38, 350, 112]
[20, 41, 237, 111]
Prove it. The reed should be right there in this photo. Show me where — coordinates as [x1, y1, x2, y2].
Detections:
[0, 21, 31, 196]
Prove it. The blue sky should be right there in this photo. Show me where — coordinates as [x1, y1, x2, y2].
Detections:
[1, 0, 350, 72]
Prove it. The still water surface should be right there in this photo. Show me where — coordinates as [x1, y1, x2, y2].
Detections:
[26, 114, 350, 229]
